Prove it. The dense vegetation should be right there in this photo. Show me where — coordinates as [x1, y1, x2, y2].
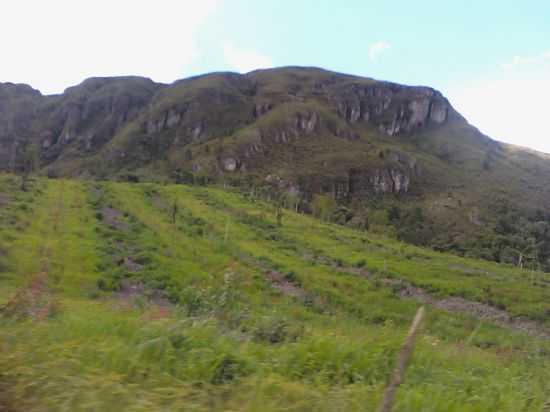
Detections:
[1, 173, 549, 411]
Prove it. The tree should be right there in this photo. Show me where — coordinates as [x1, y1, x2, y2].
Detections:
[387, 206, 401, 223]
[275, 203, 283, 226]
[19, 142, 40, 191]
[285, 191, 302, 213]
[274, 193, 286, 226]
[311, 194, 337, 222]
[333, 205, 353, 225]
[171, 169, 195, 185]
[171, 200, 178, 224]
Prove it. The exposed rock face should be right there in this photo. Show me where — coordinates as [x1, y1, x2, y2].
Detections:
[266, 111, 320, 144]
[49, 77, 160, 153]
[243, 143, 262, 158]
[296, 111, 319, 134]
[430, 100, 448, 123]
[261, 161, 414, 206]
[0, 67, 455, 179]
[330, 83, 450, 136]
[253, 102, 272, 118]
[0, 82, 44, 170]
[145, 109, 184, 134]
[265, 174, 301, 196]
[349, 168, 411, 196]
[165, 110, 182, 128]
[276, 147, 420, 201]
[468, 207, 482, 226]
[222, 157, 238, 172]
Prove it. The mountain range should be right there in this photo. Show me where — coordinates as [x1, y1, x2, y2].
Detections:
[2, 66, 550, 268]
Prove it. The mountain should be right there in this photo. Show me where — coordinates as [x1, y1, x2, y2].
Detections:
[2, 67, 550, 269]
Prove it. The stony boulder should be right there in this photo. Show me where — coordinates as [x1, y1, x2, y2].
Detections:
[222, 157, 238, 172]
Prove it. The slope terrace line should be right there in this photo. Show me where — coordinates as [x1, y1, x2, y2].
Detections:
[183, 185, 550, 339]
[1, 179, 66, 319]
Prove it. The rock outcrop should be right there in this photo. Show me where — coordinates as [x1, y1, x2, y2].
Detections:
[0, 82, 44, 170]
[330, 83, 450, 136]
[347, 167, 411, 196]
[0, 67, 454, 182]
[48, 77, 160, 153]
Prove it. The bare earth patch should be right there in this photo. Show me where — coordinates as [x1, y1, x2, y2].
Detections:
[0, 272, 59, 321]
[115, 256, 143, 272]
[114, 279, 173, 314]
[101, 206, 129, 231]
[0, 194, 11, 208]
[264, 270, 305, 299]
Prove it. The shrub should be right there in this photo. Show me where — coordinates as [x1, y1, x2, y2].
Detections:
[285, 271, 300, 284]
[210, 355, 247, 384]
[252, 317, 302, 344]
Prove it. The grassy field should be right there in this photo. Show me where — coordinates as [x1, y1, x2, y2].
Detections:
[1, 174, 549, 411]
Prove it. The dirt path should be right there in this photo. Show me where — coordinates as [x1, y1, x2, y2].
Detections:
[225, 231, 550, 339]
[264, 269, 305, 299]
[309, 255, 550, 340]
[384, 277, 550, 339]
[1, 182, 65, 320]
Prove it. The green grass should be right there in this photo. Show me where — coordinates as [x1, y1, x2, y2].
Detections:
[1, 174, 549, 411]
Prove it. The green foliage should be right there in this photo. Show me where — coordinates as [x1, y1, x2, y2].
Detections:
[312, 194, 337, 222]
[0, 175, 549, 411]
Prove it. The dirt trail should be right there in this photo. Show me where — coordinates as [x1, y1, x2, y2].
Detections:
[238, 246, 550, 339]
[235, 253, 307, 299]
[1, 182, 65, 320]
[264, 269, 305, 299]
[101, 206, 129, 231]
[1, 270, 56, 320]
[310, 255, 550, 340]
[383, 278, 550, 339]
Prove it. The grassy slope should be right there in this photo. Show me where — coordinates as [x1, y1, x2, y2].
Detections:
[1, 174, 549, 411]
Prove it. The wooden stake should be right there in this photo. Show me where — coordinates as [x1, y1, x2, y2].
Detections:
[376, 306, 425, 412]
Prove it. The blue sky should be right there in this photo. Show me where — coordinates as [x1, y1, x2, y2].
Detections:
[1, 0, 549, 151]
[191, 0, 548, 88]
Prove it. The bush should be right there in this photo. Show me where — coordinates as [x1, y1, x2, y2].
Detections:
[252, 317, 303, 344]
[285, 271, 300, 284]
[311, 194, 337, 222]
[180, 287, 207, 315]
[210, 354, 247, 384]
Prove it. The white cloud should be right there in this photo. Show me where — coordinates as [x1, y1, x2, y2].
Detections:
[368, 41, 390, 61]
[446, 51, 550, 153]
[501, 50, 550, 69]
[222, 43, 273, 73]
[0, 0, 220, 94]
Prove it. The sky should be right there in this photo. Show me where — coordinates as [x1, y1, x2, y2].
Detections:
[1, 0, 549, 152]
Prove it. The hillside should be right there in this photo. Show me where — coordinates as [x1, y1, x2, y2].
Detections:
[2, 67, 550, 269]
[1, 174, 550, 411]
